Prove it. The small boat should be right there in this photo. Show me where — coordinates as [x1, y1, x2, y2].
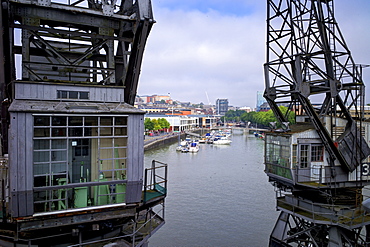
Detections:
[198, 138, 206, 144]
[188, 142, 200, 152]
[213, 137, 232, 145]
[180, 137, 191, 146]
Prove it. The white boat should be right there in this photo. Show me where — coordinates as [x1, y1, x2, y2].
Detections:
[180, 137, 191, 146]
[188, 142, 200, 152]
[213, 137, 232, 145]
[198, 138, 206, 144]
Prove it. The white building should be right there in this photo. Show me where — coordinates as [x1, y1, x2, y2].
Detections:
[145, 115, 199, 132]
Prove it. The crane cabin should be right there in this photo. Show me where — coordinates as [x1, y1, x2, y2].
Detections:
[265, 117, 370, 190]
[0, 0, 167, 245]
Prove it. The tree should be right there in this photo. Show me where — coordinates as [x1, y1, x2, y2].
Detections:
[151, 119, 162, 131]
[240, 106, 295, 128]
[144, 118, 154, 131]
[158, 118, 170, 130]
[223, 110, 246, 122]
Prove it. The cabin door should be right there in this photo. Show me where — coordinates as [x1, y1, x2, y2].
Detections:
[297, 144, 311, 182]
[70, 139, 91, 183]
[297, 143, 324, 182]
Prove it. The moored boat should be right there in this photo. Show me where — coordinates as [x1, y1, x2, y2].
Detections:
[188, 142, 200, 152]
[213, 136, 232, 145]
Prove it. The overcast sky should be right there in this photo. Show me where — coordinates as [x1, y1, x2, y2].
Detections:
[138, 0, 370, 108]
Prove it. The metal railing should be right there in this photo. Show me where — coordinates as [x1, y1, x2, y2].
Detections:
[143, 160, 168, 203]
[276, 195, 370, 229]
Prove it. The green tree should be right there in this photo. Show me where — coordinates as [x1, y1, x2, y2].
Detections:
[223, 110, 245, 122]
[151, 119, 162, 131]
[240, 107, 295, 128]
[144, 118, 154, 131]
[158, 118, 170, 130]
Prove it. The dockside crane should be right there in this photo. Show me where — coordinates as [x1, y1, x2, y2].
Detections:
[0, 0, 167, 246]
[264, 0, 370, 245]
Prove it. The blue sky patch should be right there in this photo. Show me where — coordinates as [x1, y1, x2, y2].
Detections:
[154, 0, 258, 16]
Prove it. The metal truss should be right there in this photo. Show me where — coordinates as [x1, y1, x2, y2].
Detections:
[264, 0, 369, 172]
[270, 211, 370, 247]
[6, 0, 153, 104]
[264, 1, 370, 246]
[0, 0, 154, 153]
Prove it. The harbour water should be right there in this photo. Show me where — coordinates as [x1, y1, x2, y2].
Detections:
[144, 131, 280, 247]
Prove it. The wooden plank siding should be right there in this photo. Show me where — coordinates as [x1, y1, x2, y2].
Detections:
[9, 112, 34, 217]
[126, 114, 144, 203]
[14, 82, 125, 103]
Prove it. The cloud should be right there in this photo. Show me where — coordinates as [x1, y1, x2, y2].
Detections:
[139, 1, 370, 107]
[139, 3, 266, 107]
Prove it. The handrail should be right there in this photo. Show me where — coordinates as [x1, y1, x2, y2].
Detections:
[143, 160, 168, 203]
[277, 195, 370, 228]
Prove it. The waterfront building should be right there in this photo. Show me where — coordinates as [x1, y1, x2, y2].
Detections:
[194, 115, 218, 128]
[216, 99, 229, 115]
[145, 115, 199, 132]
[136, 95, 172, 104]
[259, 102, 271, 112]
[239, 106, 253, 112]
[256, 91, 267, 112]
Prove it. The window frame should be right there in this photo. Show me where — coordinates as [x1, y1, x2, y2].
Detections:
[32, 114, 129, 212]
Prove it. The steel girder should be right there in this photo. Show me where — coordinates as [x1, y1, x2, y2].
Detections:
[0, 0, 154, 153]
[270, 211, 370, 247]
[7, 0, 154, 103]
[264, 0, 370, 172]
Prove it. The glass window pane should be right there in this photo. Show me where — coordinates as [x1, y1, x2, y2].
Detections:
[79, 92, 89, 99]
[100, 148, 113, 160]
[51, 162, 67, 174]
[51, 150, 67, 161]
[34, 128, 50, 137]
[100, 117, 112, 126]
[100, 138, 113, 147]
[85, 117, 98, 126]
[69, 128, 83, 137]
[52, 139, 66, 149]
[100, 159, 113, 170]
[34, 164, 49, 175]
[115, 117, 127, 125]
[113, 148, 126, 158]
[34, 151, 49, 162]
[34, 116, 50, 126]
[52, 116, 66, 126]
[100, 127, 112, 136]
[84, 127, 97, 136]
[34, 176, 51, 188]
[69, 91, 78, 99]
[52, 128, 66, 137]
[34, 139, 50, 150]
[114, 127, 127, 136]
[69, 116, 83, 126]
[114, 137, 127, 147]
[113, 159, 126, 180]
[57, 91, 67, 98]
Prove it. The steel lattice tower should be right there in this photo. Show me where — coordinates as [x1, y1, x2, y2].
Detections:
[264, 0, 370, 246]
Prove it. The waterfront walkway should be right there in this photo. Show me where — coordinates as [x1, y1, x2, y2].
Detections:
[144, 132, 182, 151]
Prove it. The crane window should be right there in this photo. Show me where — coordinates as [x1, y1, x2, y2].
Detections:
[311, 145, 324, 162]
